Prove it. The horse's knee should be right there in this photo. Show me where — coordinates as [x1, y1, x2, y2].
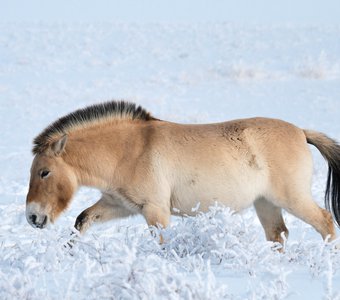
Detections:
[142, 204, 170, 228]
[142, 204, 170, 243]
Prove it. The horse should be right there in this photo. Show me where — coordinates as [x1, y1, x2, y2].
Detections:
[26, 101, 340, 247]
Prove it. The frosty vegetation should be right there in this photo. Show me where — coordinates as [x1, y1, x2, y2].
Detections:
[1, 202, 340, 299]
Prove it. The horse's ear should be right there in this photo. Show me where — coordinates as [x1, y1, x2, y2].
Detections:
[51, 135, 68, 156]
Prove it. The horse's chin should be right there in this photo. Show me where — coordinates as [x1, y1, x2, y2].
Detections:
[49, 208, 68, 225]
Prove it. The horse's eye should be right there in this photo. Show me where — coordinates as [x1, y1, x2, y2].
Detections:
[40, 170, 50, 179]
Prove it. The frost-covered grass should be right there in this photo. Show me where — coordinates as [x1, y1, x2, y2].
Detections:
[1, 23, 340, 299]
[1, 204, 340, 299]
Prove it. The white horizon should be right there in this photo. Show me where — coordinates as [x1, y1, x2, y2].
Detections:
[2, 0, 340, 24]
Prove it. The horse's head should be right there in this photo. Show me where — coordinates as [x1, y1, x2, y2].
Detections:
[26, 135, 77, 229]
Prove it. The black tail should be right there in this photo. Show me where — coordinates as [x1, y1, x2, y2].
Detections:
[304, 129, 340, 227]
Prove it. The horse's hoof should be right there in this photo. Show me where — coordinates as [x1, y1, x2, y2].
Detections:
[74, 211, 88, 232]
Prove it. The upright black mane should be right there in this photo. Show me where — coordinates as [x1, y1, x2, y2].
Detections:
[32, 100, 156, 155]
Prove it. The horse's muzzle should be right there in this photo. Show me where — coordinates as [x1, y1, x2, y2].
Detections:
[28, 214, 48, 229]
[26, 203, 49, 229]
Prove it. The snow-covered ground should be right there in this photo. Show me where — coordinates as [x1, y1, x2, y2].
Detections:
[1, 21, 340, 299]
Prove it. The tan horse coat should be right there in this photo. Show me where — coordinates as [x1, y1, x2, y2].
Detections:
[26, 101, 340, 247]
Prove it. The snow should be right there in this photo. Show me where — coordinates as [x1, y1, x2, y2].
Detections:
[1, 18, 340, 299]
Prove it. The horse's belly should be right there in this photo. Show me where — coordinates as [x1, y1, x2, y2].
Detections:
[170, 170, 266, 215]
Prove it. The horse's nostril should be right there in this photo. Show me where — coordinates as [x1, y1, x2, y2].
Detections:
[30, 214, 37, 224]
[42, 215, 47, 226]
[27, 213, 48, 228]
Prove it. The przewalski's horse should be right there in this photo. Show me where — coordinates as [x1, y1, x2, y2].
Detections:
[26, 101, 340, 246]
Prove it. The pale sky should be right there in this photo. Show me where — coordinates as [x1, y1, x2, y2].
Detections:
[1, 0, 340, 24]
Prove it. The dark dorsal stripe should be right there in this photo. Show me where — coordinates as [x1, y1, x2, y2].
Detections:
[32, 100, 156, 155]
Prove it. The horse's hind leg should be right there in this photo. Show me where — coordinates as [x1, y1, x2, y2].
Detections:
[276, 193, 336, 242]
[254, 197, 289, 247]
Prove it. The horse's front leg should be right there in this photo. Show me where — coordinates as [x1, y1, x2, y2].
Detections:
[74, 194, 134, 234]
[142, 203, 171, 244]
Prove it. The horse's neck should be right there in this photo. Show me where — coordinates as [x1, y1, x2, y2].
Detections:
[63, 123, 141, 190]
